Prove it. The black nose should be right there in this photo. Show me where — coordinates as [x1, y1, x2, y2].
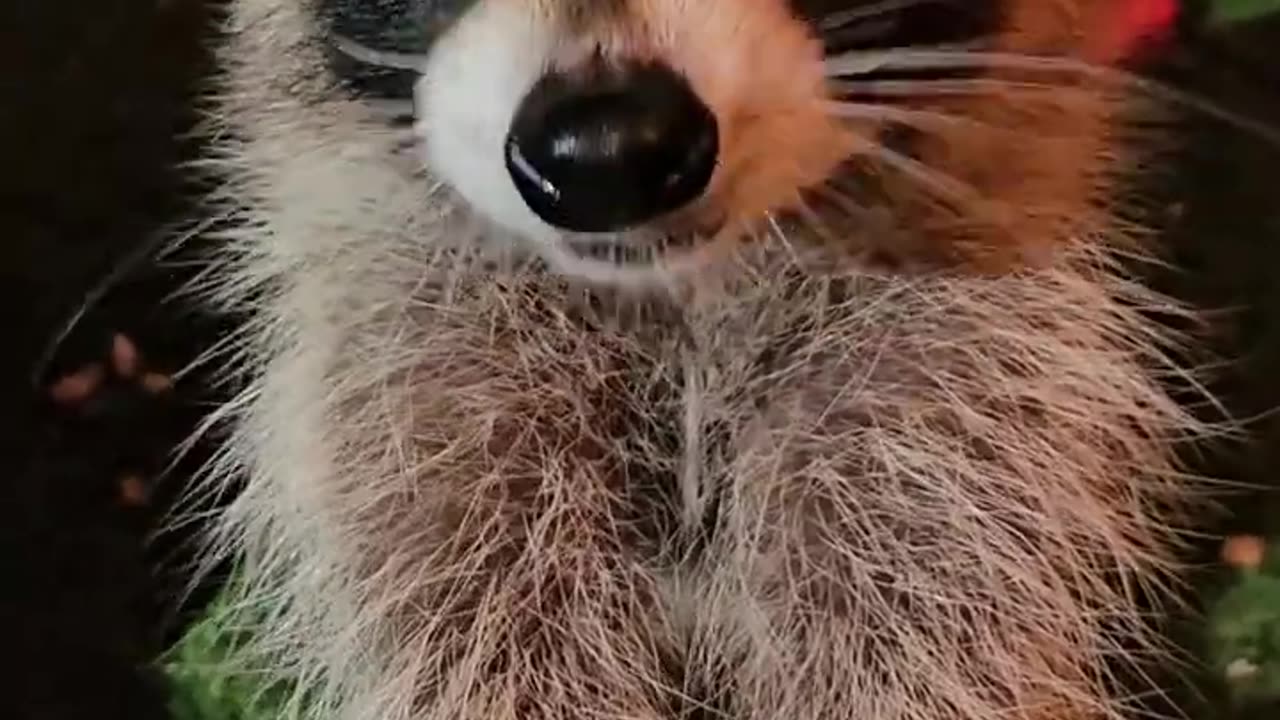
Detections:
[505, 62, 719, 233]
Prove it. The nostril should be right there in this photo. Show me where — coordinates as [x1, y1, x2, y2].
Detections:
[505, 62, 719, 234]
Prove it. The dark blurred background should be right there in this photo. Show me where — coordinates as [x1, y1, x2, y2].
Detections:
[0, 1, 1278, 719]
[2, 1, 225, 718]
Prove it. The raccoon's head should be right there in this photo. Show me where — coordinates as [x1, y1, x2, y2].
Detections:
[298, 0, 1141, 282]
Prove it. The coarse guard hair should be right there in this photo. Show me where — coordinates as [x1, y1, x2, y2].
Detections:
[194, 1, 1220, 719]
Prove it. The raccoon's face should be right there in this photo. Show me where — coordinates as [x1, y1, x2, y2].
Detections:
[313, 0, 1127, 281]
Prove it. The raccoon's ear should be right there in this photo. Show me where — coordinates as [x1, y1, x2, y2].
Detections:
[317, 0, 478, 98]
[791, 0, 1002, 53]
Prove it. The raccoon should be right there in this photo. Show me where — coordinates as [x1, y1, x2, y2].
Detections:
[199, 1, 1213, 719]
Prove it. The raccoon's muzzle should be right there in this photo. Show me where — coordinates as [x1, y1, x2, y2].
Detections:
[505, 60, 719, 234]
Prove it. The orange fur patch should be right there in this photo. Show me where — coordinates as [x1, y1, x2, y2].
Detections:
[609, 0, 858, 234]
[616, 0, 1141, 274]
[899, 0, 1134, 272]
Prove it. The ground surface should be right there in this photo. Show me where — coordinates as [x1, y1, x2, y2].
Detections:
[1, 2, 1279, 719]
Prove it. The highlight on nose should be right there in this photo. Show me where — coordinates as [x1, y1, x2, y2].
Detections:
[504, 61, 719, 234]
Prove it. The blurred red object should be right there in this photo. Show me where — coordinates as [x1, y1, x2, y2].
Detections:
[1098, 0, 1180, 61]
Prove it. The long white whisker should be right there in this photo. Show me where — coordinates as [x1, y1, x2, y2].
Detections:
[328, 33, 430, 72]
[825, 48, 1091, 77]
[818, 0, 946, 32]
[847, 135, 979, 204]
[791, 198, 842, 245]
[824, 49, 1280, 147]
[764, 212, 806, 267]
[825, 100, 992, 132]
[827, 77, 1081, 99]
[812, 185, 874, 221]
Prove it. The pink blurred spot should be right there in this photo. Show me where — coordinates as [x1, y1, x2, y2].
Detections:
[49, 365, 105, 406]
[111, 333, 140, 378]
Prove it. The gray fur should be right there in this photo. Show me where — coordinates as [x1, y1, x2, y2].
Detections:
[195, 1, 1215, 719]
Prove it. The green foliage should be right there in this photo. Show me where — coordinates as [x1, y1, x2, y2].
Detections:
[1206, 540, 1280, 709]
[161, 583, 298, 720]
[1208, 0, 1280, 25]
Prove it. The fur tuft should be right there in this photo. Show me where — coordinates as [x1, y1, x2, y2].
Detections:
[189, 1, 1222, 719]
[205, 231, 1213, 719]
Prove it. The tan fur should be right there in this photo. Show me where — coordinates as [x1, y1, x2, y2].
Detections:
[628, 0, 856, 230]
[524, 0, 858, 241]
[196, 1, 1214, 719]
[865, 1, 1129, 271]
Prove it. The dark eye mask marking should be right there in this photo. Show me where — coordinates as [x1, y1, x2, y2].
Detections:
[799, 0, 1003, 89]
[317, 0, 478, 99]
[794, 0, 1002, 84]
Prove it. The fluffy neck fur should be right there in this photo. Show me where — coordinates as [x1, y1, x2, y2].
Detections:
[198, 1, 1212, 719]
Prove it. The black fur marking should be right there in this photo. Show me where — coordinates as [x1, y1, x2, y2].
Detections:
[797, 0, 1003, 83]
[316, 0, 478, 99]
[803, 1, 1005, 167]
[317, 0, 474, 52]
[322, 44, 418, 99]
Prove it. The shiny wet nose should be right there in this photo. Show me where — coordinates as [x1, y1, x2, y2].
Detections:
[504, 62, 719, 233]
